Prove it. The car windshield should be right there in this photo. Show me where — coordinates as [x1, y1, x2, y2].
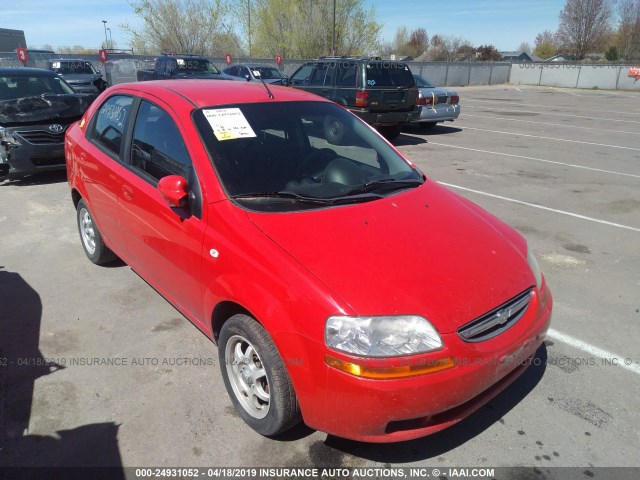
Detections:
[414, 75, 435, 88]
[51, 61, 97, 75]
[365, 63, 414, 87]
[0, 75, 75, 100]
[193, 101, 424, 212]
[177, 58, 220, 74]
[252, 67, 286, 79]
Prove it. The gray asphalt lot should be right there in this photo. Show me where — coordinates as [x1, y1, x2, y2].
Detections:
[0, 84, 638, 473]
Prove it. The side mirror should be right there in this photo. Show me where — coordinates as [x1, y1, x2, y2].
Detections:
[158, 175, 188, 208]
[96, 70, 101, 74]
[244, 74, 251, 82]
[281, 78, 289, 86]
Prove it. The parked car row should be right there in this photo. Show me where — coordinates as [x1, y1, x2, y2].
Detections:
[1, 54, 461, 180]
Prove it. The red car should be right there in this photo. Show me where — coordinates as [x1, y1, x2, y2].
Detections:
[66, 80, 552, 443]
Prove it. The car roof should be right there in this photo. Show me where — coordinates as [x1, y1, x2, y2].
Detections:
[113, 80, 328, 108]
[48, 59, 91, 62]
[0, 67, 57, 77]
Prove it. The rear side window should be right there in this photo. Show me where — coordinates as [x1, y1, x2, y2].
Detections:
[130, 101, 191, 182]
[91, 95, 134, 157]
[365, 63, 414, 87]
[336, 64, 358, 87]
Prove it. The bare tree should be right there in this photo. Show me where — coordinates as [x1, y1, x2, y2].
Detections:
[556, 0, 613, 59]
[429, 35, 471, 61]
[618, 0, 640, 60]
[518, 42, 532, 54]
[122, 0, 228, 55]
[535, 30, 557, 49]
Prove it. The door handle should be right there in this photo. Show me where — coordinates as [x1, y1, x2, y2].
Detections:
[122, 185, 134, 201]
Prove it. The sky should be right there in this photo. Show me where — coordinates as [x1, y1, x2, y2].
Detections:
[3, 0, 568, 53]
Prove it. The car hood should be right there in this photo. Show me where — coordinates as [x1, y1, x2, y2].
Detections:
[0, 94, 92, 126]
[246, 180, 534, 333]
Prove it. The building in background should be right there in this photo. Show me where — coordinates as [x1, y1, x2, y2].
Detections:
[0, 28, 27, 51]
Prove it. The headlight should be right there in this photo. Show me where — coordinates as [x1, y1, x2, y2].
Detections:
[528, 249, 543, 289]
[0, 127, 19, 145]
[325, 315, 443, 357]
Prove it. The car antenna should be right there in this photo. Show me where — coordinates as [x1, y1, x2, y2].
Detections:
[255, 70, 275, 99]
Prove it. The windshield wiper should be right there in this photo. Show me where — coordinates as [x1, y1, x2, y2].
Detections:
[231, 191, 333, 205]
[342, 179, 423, 196]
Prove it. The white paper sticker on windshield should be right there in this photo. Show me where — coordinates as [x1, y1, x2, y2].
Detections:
[203, 108, 257, 141]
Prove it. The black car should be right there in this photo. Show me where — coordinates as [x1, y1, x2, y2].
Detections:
[0, 68, 93, 180]
[47, 59, 108, 94]
[287, 57, 420, 140]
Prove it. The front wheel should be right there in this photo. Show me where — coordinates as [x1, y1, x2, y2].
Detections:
[218, 314, 301, 436]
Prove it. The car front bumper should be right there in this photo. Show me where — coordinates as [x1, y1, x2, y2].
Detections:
[0, 130, 66, 179]
[278, 280, 552, 442]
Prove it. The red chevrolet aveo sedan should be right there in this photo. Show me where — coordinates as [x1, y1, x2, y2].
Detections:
[66, 80, 552, 442]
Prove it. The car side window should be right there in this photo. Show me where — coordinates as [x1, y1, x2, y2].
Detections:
[290, 64, 313, 85]
[130, 101, 192, 182]
[336, 64, 357, 87]
[308, 63, 328, 86]
[91, 95, 134, 157]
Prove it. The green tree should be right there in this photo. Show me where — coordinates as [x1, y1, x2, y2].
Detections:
[122, 0, 228, 55]
[251, 0, 382, 58]
[605, 45, 619, 60]
[534, 42, 557, 59]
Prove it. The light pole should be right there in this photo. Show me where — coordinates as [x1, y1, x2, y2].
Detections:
[102, 20, 108, 48]
[332, 0, 336, 56]
[248, 0, 251, 58]
[107, 27, 113, 49]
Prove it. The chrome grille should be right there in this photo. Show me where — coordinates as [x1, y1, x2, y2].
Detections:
[458, 289, 533, 342]
[16, 130, 66, 145]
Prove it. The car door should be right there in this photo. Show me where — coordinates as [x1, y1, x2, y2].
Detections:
[118, 98, 207, 322]
[83, 94, 135, 252]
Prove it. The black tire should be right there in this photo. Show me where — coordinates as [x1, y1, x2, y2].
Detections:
[378, 125, 402, 141]
[76, 199, 117, 265]
[418, 122, 437, 130]
[218, 314, 301, 436]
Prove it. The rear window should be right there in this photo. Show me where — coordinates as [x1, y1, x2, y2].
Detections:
[365, 63, 414, 87]
[51, 61, 96, 75]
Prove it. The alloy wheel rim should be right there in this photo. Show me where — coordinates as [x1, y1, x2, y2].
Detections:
[225, 334, 270, 419]
[80, 208, 96, 255]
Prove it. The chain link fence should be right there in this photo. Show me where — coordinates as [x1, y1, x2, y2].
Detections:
[2, 52, 638, 90]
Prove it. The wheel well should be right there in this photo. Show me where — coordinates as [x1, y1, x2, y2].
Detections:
[211, 301, 252, 342]
[71, 189, 82, 209]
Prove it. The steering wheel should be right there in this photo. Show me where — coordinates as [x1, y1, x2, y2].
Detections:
[297, 148, 336, 183]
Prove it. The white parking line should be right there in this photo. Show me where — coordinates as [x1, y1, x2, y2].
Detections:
[548, 328, 640, 376]
[462, 113, 640, 136]
[456, 126, 640, 151]
[438, 182, 640, 233]
[545, 87, 581, 96]
[427, 142, 640, 179]
[465, 99, 640, 119]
